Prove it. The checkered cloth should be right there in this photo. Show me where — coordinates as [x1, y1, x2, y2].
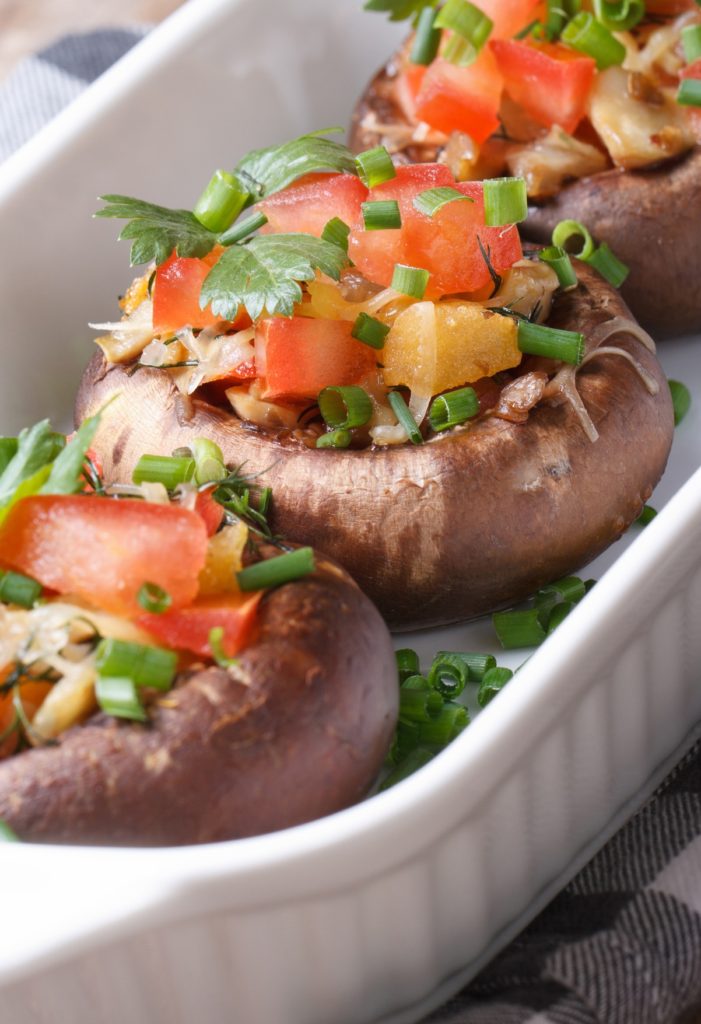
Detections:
[3, 29, 701, 1024]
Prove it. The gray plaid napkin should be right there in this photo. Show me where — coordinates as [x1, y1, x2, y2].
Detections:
[2, 29, 701, 1024]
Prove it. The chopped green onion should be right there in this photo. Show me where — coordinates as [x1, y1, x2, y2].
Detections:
[236, 546, 315, 592]
[218, 210, 268, 247]
[678, 78, 701, 107]
[388, 391, 423, 444]
[321, 217, 351, 253]
[636, 504, 657, 526]
[0, 438, 18, 476]
[396, 648, 420, 682]
[401, 673, 431, 690]
[539, 245, 578, 289]
[362, 200, 402, 231]
[258, 487, 272, 516]
[477, 667, 513, 707]
[417, 701, 469, 747]
[586, 243, 629, 288]
[592, 0, 644, 33]
[355, 146, 397, 188]
[427, 653, 470, 697]
[95, 638, 177, 691]
[391, 263, 430, 299]
[668, 379, 691, 426]
[208, 626, 239, 667]
[352, 312, 391, 350]
[194, 169, 249, 233]
[399, 686, 445, 723]
[682, 24, 701, 64]
[552, 219, 595, 260]
[537, 575, 587, 607]
[561, 11, 626, 69]
[316, 429, 352, 449]
[547, 601, 574, 633]
[0, 570, 42, 609]
[483, 177, 527, 226]
[411, 6, 442, 64]
[436, 650, 496, 681]
[517, 320, 584, 365]
[413, 186, 473, 218]
[96, 676, 148, 723]
[0, 819, 19, 842]
[318, 385, 373, 429]
[380, 747, 435, 790]
[428, 387, 479, 432]
[540, 0, 581, 40]
[435, 0, 493, 66]
[192, 437, 227, 485]
[137, 582, 172, 615]
[132, 454, 195, 489]
[493, 607, 547, 649]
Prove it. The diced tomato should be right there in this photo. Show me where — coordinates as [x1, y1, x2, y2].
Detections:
[258, 173, 368, 238]
[256, 317, 378, 403]
[0, 496, 208, 618]
[491, 39, 596, 134]
[396, 64, 428, 122]
[138, 592, 261, 659]
[414, 50, 503, 143]
[194, 486, 225, 537]
[153, 248, 251, 333]
[348, 165, 522, 296]
[473, 0, 543, 39]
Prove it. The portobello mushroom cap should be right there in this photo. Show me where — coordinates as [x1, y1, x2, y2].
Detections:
[0, 559, 397, 846]
[76, 260, 674, 631]
[350, 60, 701, 337]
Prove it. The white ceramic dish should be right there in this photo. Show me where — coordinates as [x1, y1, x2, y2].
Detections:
[1, 1, 701, 1021]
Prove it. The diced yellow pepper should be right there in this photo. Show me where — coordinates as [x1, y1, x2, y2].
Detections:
[198, 521, 249, 597]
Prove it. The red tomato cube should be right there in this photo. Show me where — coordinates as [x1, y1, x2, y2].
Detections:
[138, 593, 261, 659]
[258, 173, 368, 238]
[414, 51, 503, 144]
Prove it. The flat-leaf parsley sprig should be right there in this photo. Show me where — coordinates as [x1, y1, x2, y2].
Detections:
[95, 129, 357, 321]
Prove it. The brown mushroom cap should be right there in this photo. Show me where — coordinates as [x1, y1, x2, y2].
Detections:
[0, 561, 397, 846]
[350, 58, 701, 337]
[75, 262, 674, 631]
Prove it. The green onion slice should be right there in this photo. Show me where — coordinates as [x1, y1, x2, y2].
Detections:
[362, 200, 402, 231]
[411, 6, 443, 64]
[0, 438, 18, 477]
[132, 454, 195, 489]
[355, 146, 397, 188]
[0, 819, 19, 842]
[547, 601, 575, 634]
[137, 582, 172, 615]
[0, 570, 42, 609]
[96, 676, 148, 722]
[539, 245, 578, 289]
[428, 387, 479, 432]
[678, 78, 701, 107]
[427, 653, 470, 697]
[399, 686, 444, 724]
[561, 11, 626, 69]
[194, 169, 249, 234]
[636, 504, 657, 527]
[391, 263, 430, 299]
[192, 437, 227, 485]
[95, 638, 178, 691]
[236, 546, 315, 592]
[208, 626, 239, 668]
[388, 391, 423, 444]
[551, 219, 595, 260]
[417, 701, 469, 747]
[437, 650, 496, 681]
[412, 186, 473, 218]
[396, 648, 420, 683]
[586, 243, 629, 288]
[477, 666, 513, 707]
[218, 210, 268, 247]
[540, 0, 581, 40]
[483, 177, 527, 226]
[668, 379, 691, 426]
[492, 608, 547, 649]
[316, 429, 352, 449]
[592, 0, 644, 33]
[380, 747, 435, 791]
[321, 217, 351, 253]
[682, 24, 701, 64]
[318, 385, 373, 429]
[517, 320, 584, 365]
[352, 312, 391, 350]
[435, 0, 493, 66]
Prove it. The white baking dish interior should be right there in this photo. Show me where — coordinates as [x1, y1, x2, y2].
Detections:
[0, 1, 700, 1022]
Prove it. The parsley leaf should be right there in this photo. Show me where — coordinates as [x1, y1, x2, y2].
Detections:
[201, 234, 349, 320]
[233, 129, 357, 200]
[363, 0, 438, 25]
[95, 196, 217, 266]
